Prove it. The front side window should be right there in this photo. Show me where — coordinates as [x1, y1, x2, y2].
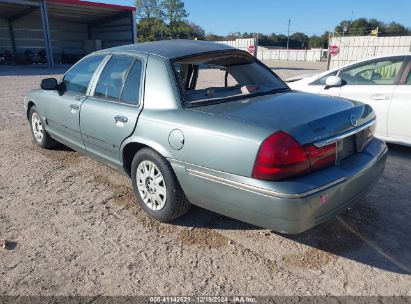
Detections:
[173, 52, 288, 106]
[406, 70, 411, 85]
[63, 55, 105, 94]
[339, 58, 404, 85]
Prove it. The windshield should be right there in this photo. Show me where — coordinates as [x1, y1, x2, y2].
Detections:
[172, 52, 289, 106]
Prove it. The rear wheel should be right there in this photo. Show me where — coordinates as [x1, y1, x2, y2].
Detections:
[131, 148, 191, 222]
[29, 106, 57, 149]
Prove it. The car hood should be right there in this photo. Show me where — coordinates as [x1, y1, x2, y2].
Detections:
[189, 91, 375, 145]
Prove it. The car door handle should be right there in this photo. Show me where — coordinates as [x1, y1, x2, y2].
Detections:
[70, 104, 80, 112]
[114, 115, 128, 123]
[74, 96, 82, 101]
[371, 94, 388, 100]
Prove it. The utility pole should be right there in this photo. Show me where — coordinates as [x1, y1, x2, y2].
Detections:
[286, 19, 290, 60]
[286, 19, 290, 50]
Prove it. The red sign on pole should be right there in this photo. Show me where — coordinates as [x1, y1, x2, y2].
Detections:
[247, 44, 256, 55]
[329, 45, 340, 56]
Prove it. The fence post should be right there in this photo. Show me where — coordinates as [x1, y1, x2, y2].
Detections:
[326, 32, 332, 70]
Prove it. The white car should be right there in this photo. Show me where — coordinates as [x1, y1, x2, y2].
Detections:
[287, 53, 411, 146]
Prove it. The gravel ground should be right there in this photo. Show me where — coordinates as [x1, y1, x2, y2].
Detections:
[0, 61, 410, 297]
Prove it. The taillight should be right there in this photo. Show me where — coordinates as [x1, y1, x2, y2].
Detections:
[252, 131, 310, 180]
[304, 143, 336, 171]
[253, 131, 337, 181]
[366, 123, 376, 143]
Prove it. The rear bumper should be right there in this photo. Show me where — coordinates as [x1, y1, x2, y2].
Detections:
[170, 138, 387, 234]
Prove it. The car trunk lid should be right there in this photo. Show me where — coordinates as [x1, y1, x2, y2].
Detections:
[189, 91, 375, 145]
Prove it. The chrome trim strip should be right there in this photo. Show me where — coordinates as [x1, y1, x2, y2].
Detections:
[313, 119, 376, 147]
[186, 168, 346, 199]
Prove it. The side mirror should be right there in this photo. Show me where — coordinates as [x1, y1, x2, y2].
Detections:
[41, 78, 58, 90]
[324, 76, 342, 89]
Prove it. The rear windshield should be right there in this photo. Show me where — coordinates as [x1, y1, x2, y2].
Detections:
[172, 52, 289, 106]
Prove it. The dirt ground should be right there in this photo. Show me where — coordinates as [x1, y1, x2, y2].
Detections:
[0, 61, 410, 297]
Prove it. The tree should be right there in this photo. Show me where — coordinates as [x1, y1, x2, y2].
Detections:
[160, 0, 188, 24]
[289, 32, 309, 49]
[167, 20, 191, 39]
[205, 33, 225, 41]
[135, 0, 161, 19]
[189, 22, 205, 39]
[385, 22, 410, 36]
[333, 18, 411, 37]
[241, 32, 254, 38]
[308, 31, 329, 49]
[137, 17, 169, 42]
[308, 35, 324, 48]
[135, 0, 165, 42]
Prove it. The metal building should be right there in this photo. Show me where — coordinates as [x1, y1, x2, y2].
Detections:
[0, 0, 136, 67]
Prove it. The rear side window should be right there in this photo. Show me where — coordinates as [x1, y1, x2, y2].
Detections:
[63, 55, 105, 94]
[94, 55, 143, 105]
[340, 58, 404, 85]
[407, 70, 411, 85]
[121, 60, 143, 105]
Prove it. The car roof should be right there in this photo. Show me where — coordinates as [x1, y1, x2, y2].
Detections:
[100, 39, 238, 59]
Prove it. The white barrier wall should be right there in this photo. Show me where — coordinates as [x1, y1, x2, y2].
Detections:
[215, 38, 254, 52]
[329, 35, 411, 69]
[257, 48, 324, 61]
[215, 38, 325, 62]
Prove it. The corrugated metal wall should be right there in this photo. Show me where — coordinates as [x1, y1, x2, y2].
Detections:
[0, 7, 134, 63]
[89, 14, 133, 49]
[329, 35, 411, 69]
[1, 11, 44, 53]
[49, 18, 88, 56]
[1, 11, 89, 61]
[0, 18, 12, 50]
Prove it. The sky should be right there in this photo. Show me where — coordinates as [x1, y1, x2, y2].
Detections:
[93, 0, 411, 36]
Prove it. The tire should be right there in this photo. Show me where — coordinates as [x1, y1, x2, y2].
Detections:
[29, 106, 58, 149]
[131, 148, 191, 222]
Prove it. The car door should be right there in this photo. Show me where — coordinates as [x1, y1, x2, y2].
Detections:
[387, 58, 411, 143]
[79, 54, 146, 167]
[337, 56, 406, 138]
[45, 54, 106, 151]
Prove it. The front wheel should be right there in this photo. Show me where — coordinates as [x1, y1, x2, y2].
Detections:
[131, 148, 191, 222]
[29, 106, 57, 149]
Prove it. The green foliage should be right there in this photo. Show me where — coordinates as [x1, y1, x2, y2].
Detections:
[205, 33, 225, 41]
[188, 22, 205, 39]
[334, 18, 411, 36]
[161, 0, 188, 24]
[135, 0, 161, 19]
[135, 0, 204, 42]
[137, 17, 170, 42]
[308, 32, 329, 49]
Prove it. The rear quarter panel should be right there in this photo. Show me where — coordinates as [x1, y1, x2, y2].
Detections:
[123, 108, 271, 177]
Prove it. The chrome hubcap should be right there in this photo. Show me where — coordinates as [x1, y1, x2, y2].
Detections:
[31, 112, 43, 143]
[136, 160, 167, 211]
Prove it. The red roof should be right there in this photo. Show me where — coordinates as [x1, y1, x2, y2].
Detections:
[47, 0, 136, 11]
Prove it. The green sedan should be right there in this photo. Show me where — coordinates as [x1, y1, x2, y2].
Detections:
[24, 40, 387, 234]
